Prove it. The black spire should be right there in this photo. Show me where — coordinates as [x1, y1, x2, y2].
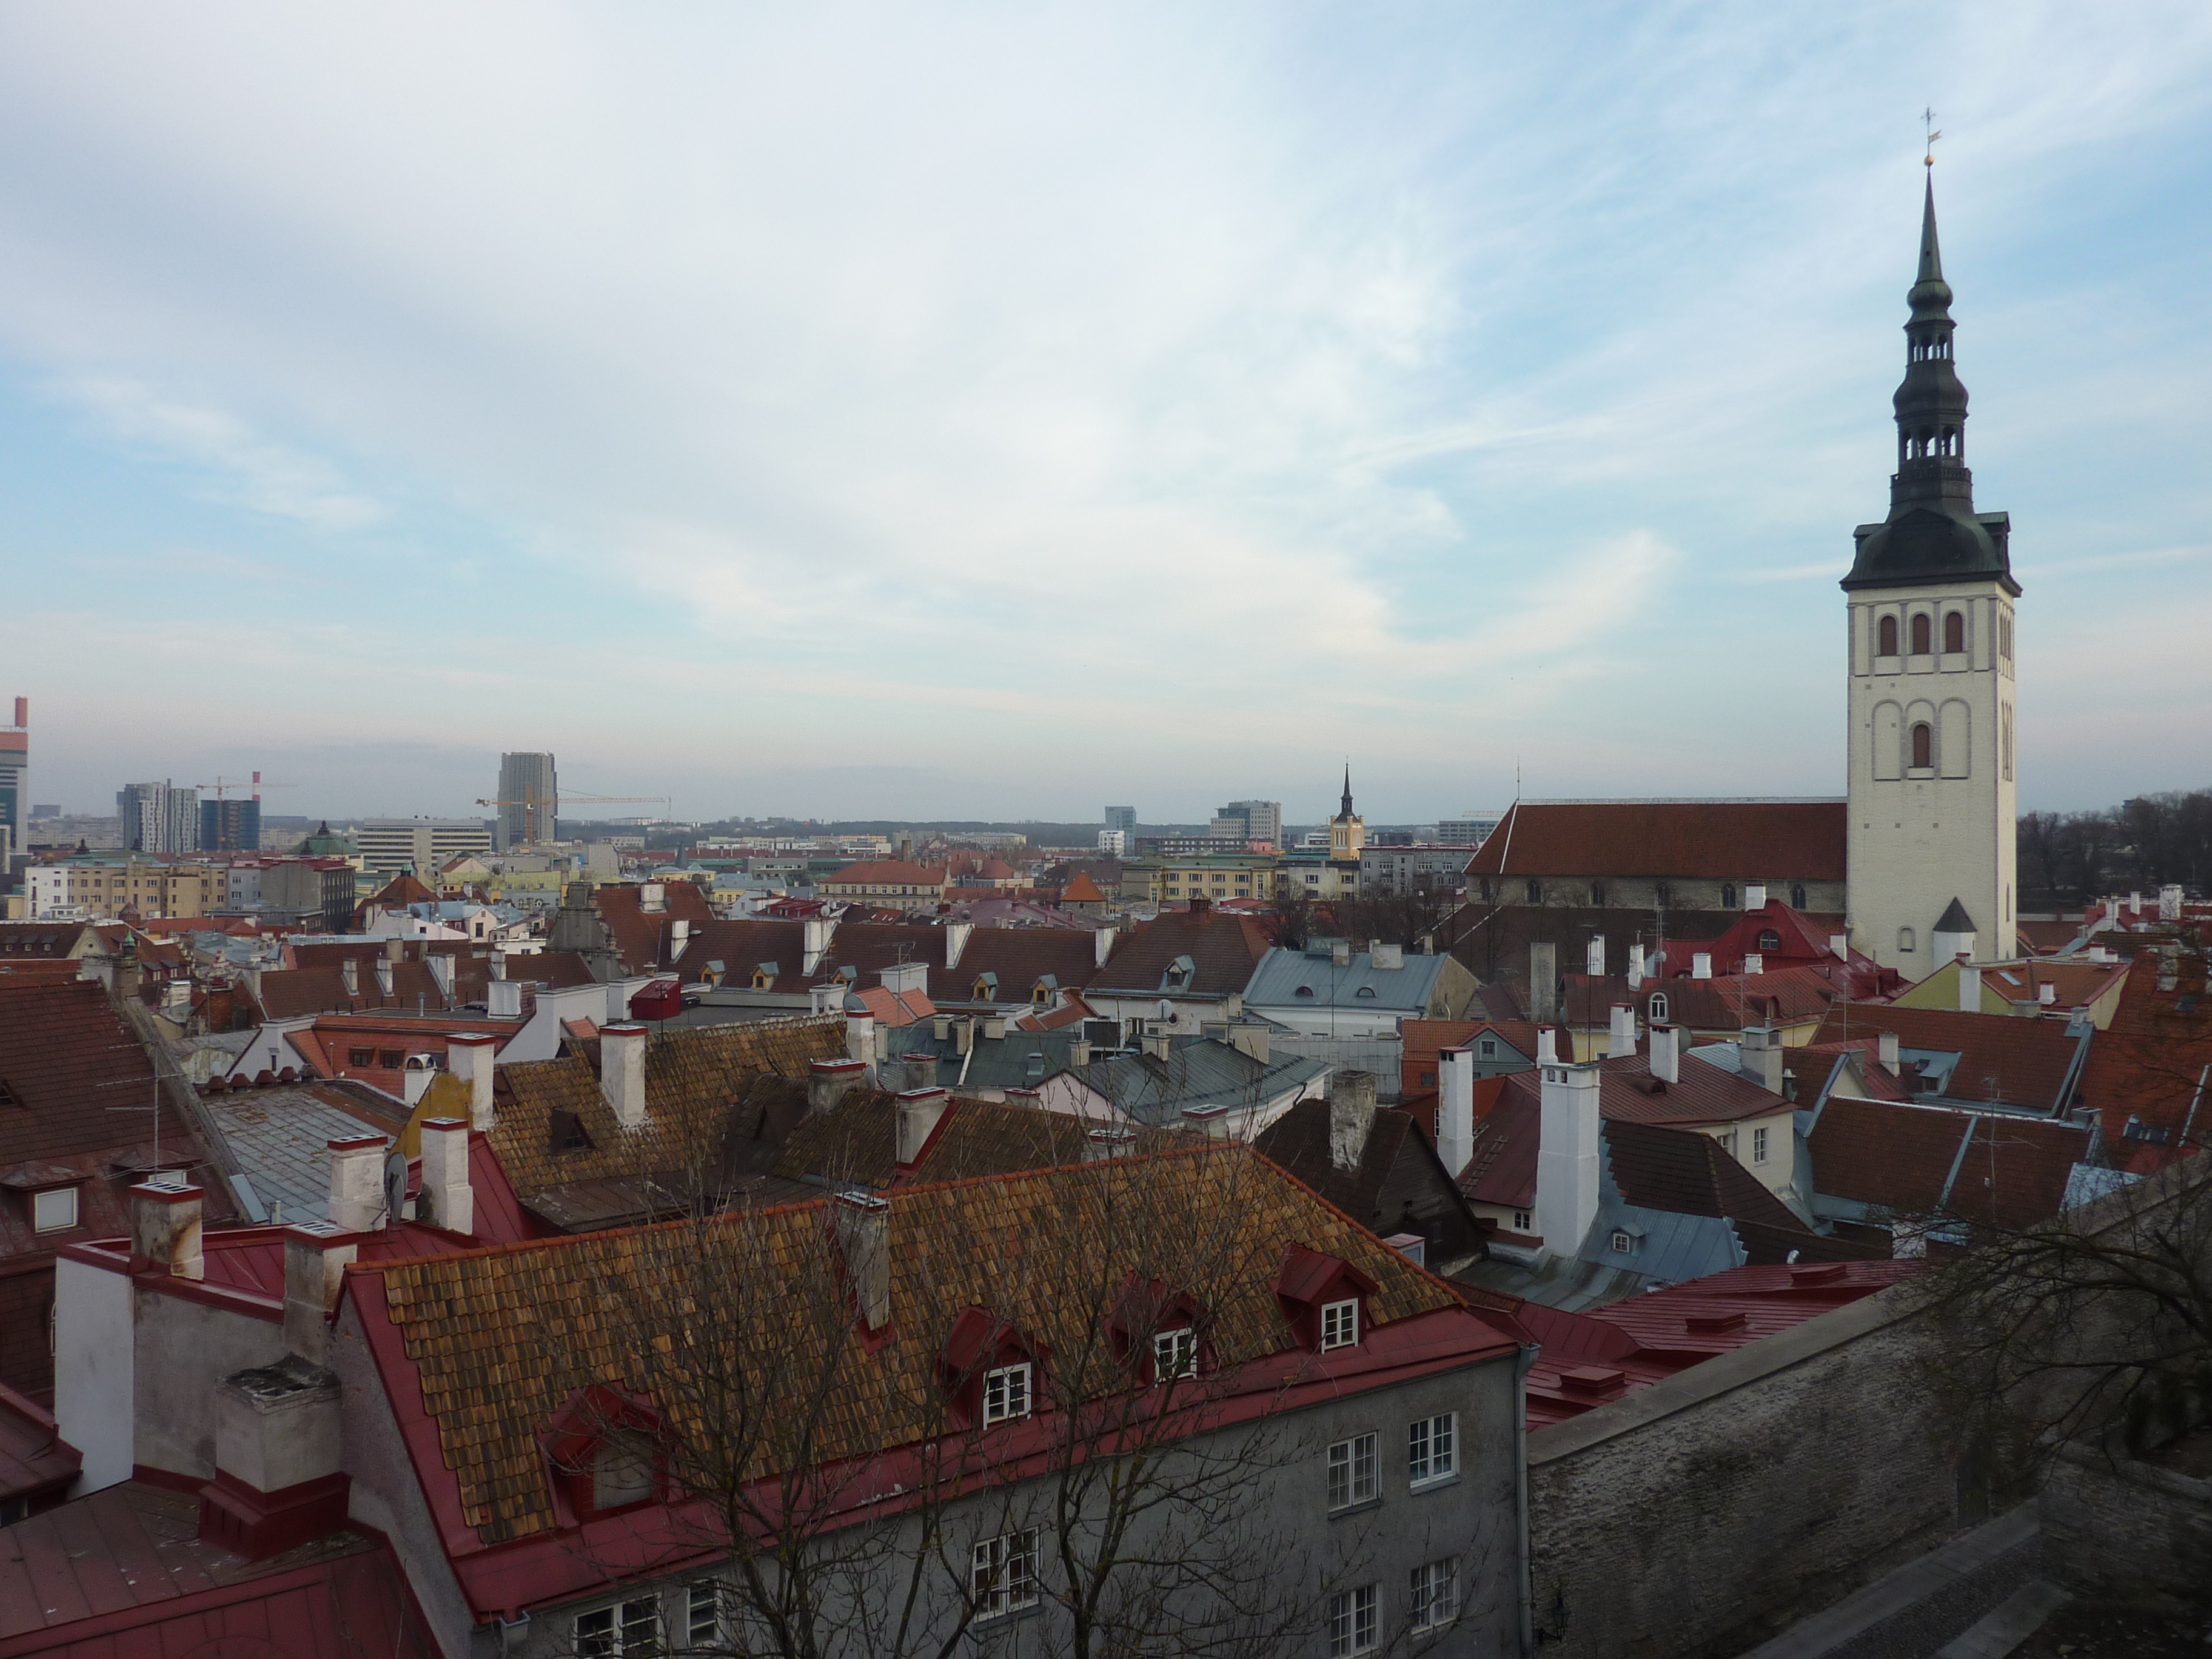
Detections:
[1842, 175, 2019, 595]
[1339, 765, 1354, 822]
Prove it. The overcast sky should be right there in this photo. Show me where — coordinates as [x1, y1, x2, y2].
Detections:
[2, 3, 2207, 827]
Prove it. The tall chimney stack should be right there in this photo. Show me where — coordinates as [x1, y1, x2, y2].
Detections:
[1536, 1062, 1602, 1255]
[447, 1032, 498, 1130]
[599, 1024, 648, 1128]
[1649, 1023, 1681, 1085]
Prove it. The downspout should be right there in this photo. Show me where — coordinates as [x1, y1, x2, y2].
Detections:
[1515, 1340, 1538, 1657]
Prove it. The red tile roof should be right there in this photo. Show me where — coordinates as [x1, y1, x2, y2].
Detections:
[590, 881, 719, 974]
[1806, 1002, 2090, 1113]
[0, 1382, 77, 1509]
[1399, 1017, 1557, 1100]
[1808, 1096, 2090, 1230]
[820, 859, 949, 890]
[1061, 872, 1107, 903]
[1091, 908, 1272, 997]
[2074, 953, 2212, 1161]
[1466, 800, 1846, 880]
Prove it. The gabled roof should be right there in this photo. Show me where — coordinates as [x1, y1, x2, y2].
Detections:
[1806, 1095, 2091, 1230]
[1585, 1046, 1791, 1127]
[1078, 1042, 1329, 1129]
[1601, 1120, 1855, 1263]
[1465, 800, 1847, 880]
[1061, 872, 1107, 903]
[1244, 947, 1452, 1013]
[1090, 908, 1270, 998]
[929, 928, 1100, 1008]
[1254, 1100, 1482, 1252]
[591, 881, 719, 975]
[2074, 952, 2212, 1160]
[0, 922, 95, 960]
[1806, 1002, 2090, 1113]
[1400, 1017, 1553, 1098]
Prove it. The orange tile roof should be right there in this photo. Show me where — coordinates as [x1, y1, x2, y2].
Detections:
[1466, 800, 1846, 880]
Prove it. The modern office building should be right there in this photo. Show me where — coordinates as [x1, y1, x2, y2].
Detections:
[1103, 805, 1136, 835]
[198, 796, 261, 853]
[356, 817, 495, 874]
[1436, 812, 1504, 846]
[116, 780, 199, 854]
[0, 698, 24, 868]
[1210, 799, 1283, 848]
[495, 752, 558, 850]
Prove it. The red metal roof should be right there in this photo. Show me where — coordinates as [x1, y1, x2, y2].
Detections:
[1806, 1002, 2090, 1113]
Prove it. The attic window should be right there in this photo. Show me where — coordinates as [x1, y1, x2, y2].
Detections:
[1296, 985, 1315, 997]
[1153, 1328, 1198, 1383]
[1478, 1039, 1496, 1057]
[1609, 1230, 1634, 1255]
[1031, 982, 1052, 1005]
[32, 1186, 79, 1233]
[592, 1427, 659, 1511]
[1758, 930, 1781, 952]
[982, 1362, 1032, 1425]
[1354, 985, 1376, 999]
[1319, 1298, 1359, 1351]
[1648, 993, 1669, 1022]
[347, 1048, 374, 1067]
[551, 1110, 594, 1153]
[1164, 954, 1195, 991]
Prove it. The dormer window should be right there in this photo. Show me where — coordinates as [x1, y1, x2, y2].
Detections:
[752, 961, 779, 990]
[592, 1427, 659, 1511]
[982, 1362, 1032, 1425]
[1275, 1245, 1377, 1355]
[1163, 954, 1195, 993]
[32, 1184, 79, 1233]
[1153, 1327, 1198, 1383]
[972, 972, 999, 1002]
[1758, 930, 1781, 952]
[1610, 1230, 1634, 1255]
[1319, 1298, 1359, 1351]
[547, 1386, 667, 1521]
[1648, 992, 1669, 1022]
[1354, 985, 1376, 999]
[1296, 985, 1315, 997]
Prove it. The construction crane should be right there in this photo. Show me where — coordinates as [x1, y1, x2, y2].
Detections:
[195, 771, 297, 801]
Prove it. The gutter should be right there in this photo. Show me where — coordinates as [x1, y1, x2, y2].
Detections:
[1515, 1340, 1539, 1658]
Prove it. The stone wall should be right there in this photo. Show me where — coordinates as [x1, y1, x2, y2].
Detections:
[1526, 1282, 1967, 1659]
[2039, 1435, 2212, 1614]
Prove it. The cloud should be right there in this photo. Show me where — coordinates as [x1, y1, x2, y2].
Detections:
[55, 377, 383, 531]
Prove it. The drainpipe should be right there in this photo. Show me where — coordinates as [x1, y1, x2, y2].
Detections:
[1516, 1340, 1539, 1658]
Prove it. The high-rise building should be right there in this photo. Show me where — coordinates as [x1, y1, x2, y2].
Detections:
[1103, 806, 1136, 835]
[116, 780, 199, 854]
[497, 752, 558, 851]
[1211, 800, 1283, 849]
[199, 796, 262, 853]
[0, 698, 24, 869]
[1844, 175, 2018, 980]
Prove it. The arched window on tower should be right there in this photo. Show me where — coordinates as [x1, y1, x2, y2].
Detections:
[1720, 883, 1736, 910]
[1911, 614, 1932, 655]
[1943, 612, 1965, 654]
[1878, 615, 1899, 657]
[1911, 722, 1933, 769]
[1791, 883, 1807, 910]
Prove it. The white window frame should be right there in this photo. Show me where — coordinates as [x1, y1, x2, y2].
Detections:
[1329, 1583, 1379, 1656]
[1511, 1209, 1532, 1233]
[1319, 1298, 1359, 1352]
[1610, 1229, 1634, 1255]
[32, 1186, 78, 1233]
[1408, 1412, 1456, 1486]
[1153, 1327, 1197, 1383]
[971, 1526, 1041, 1617]
[982, 1361, 1033, 1426]
[685, 1582, 722, 1645]
[1327, 1432, 1378, 1510]
[574, 1595, 661, 1657]
[1408, 1558, 1460, 1632]
[1752, 1125, 1769, 1164]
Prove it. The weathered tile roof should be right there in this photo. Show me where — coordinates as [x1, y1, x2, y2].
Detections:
[590, 881, 720, 974]
[361, 1144, 1471, 1546]
[772, 1092, 1144, 1190]
[1090, 909, 1271, 997]
[2074, 953, 2212, 1159]
[1806, 1002, 2090, 1113]
[1399, 1017, 1552, 1098]
[1465, 800, 1847, 880]
[928, 928, 1099, 1008]
[488, 1014, 850, 1199]
[0, 923, 95, 959]
[1601, 1120, 1865, 1263]
[1807, 1095, 2091, 1230]
[1254, 1100, 1482, 1256]
[1586, 1048, 1791, 1127]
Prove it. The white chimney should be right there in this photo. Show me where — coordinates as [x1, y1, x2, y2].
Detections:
[417, 1117, 474, 1236]
[281, 1221, 358, 1363]
[2038, 982, 2057, 1007]
[803, 917, 832, 975]
[669, 917, 691, 960]
[130, 1181, 205, 1280]
[1743, 953, 1764, 976]
[427, 954, 455, 1000]
[1878, 1030, 1900, 1074]
[2159, 885, 2183, 922]
[880, 960, 928, 995]
[489, 951, 508, 980]
[1372, 942, 1404, 971]
[1692, 952, 1712, 980]
[640, 882, 666, 913]
[374, 957, 395, 997]
[896, 1088, 951, 1165]
[1537, 1027, 1558, 1065]
[447, 1033, 498, 1130]
[846, 1012, 879, 1063]
[834, 1193, 891, 1330]
[1626, 947, 1644, 990]
[1744, 884, 1766, 911]
[808, 1057, 868, 1115]
[600, 1024, 648, 1128]
[1092, 926, 1117, 969]
[1650, 1022, 1681, 1084]
[1536, 1063, 1603, 1255]
[942, 920, 973, 970]
[1608, 1004, 1637, 1059]
[1831, 934, 1850, 960]
[1740, 1026, 1784, 1095]
[1437, 1048, 1473, 1178]
[1327, 1072, 1378, 1172]
[488, 978, 523, 1020]
[326, 1136, 389, 1232]
[1586, 935, 1606, 977]
[385, 936, 405, 963]
[340, 957, 360, 997]
[1958, 963, 1982, 1013]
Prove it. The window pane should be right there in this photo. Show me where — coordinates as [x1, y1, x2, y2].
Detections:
[32, 1188, 77, 1233]
[687, 1584, 720, 1643]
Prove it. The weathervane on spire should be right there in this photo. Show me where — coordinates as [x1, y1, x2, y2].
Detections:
[1923, 107, 1942, 169]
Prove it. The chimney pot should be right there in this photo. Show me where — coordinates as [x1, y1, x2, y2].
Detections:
[600, 1024, 649, 1128]
[807, 1057, 868, 1115]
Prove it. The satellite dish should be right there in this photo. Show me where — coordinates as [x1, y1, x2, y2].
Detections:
[383, 1150, 409, 1229]
[1157, 998, 1174, 1023]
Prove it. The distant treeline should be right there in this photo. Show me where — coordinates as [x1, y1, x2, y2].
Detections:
[2019, 788, 2212, 907]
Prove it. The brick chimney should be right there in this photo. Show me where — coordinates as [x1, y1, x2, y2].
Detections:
[834, 1193, 891, 1330]
[1649, 1023, 1681, 1085]
[417, 1118, 473, 1236]
[447, 1032, 498, 1130]
[596, 1023, 648, 1128]
[130, 1182, 205, 1279]
[895, 1088, 950, 1166]
[807, 1057, 868, 1115]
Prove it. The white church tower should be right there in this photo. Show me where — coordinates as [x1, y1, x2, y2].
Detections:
[1844, 174, 2019, 980]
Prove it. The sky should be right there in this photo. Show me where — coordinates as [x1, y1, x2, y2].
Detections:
[2, 2, 2208, 828]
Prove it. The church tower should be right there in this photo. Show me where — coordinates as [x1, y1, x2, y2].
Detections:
[1329, 766, 1365, 862]
[1844, 176, 2019, 979]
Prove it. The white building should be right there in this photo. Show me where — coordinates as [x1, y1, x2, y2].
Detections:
[356, 817, 495, 875]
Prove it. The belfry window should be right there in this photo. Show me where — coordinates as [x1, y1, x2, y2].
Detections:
[1911, 614, 1932, 655]
[1878, 615, 1899, 657]
[1911, 722, 1933, 769]
[1943, 612, 1964, 653]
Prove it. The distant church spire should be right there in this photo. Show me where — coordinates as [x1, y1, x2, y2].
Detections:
[1339, 764, 1354, 822]
[1842, 170, 2017, 596]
